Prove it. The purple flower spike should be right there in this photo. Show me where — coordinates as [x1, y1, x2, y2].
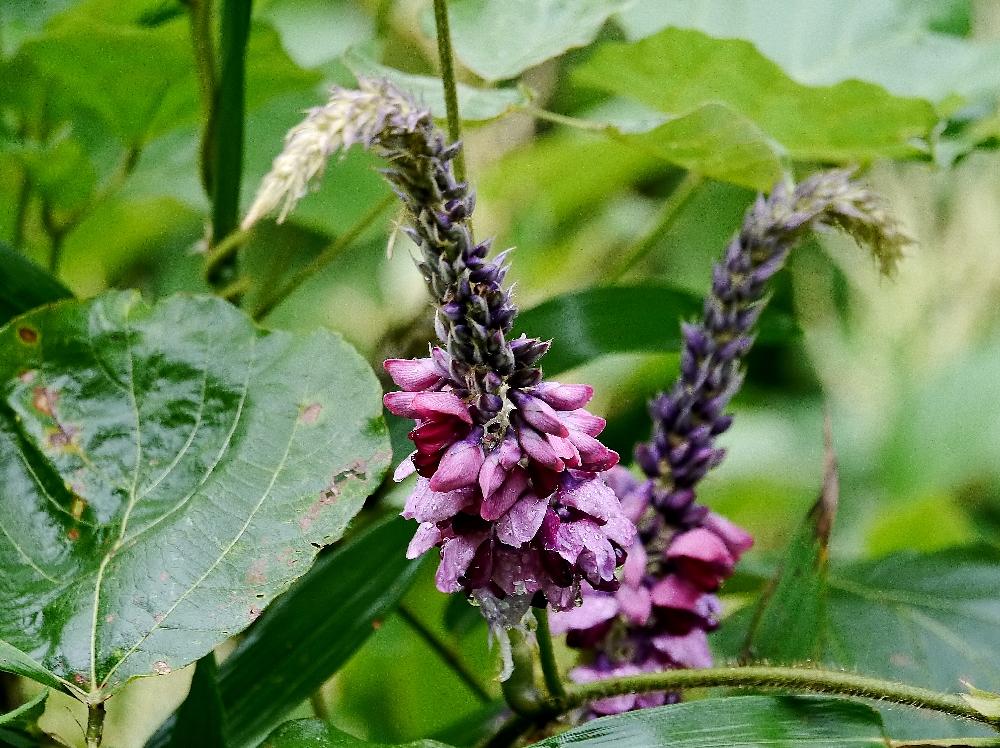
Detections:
[323, 79, 637, 622]
[552, 170, 907, 720]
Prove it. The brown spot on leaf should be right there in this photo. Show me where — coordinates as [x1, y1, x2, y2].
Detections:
[17, 327, 38, 344]
[18, 369, 37, 384]
[276, 547, 297, 567]
[371, 619, 382, 631]
[47, 424, 79, 449]
[299, 402, 323, 424]
[73, 673, 86, 685]
[105, 614, 115, 624]
[32, 386, 57, 416]
[67, 528, 80, 541]
[153, 613, 165, 624]
[153, 660, 171, 675]
[246, 558, 267, 585]
[249, 606, 262, 621]
[159, 571, 169, 582]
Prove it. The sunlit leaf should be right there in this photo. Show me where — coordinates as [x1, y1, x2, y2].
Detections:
[614, 0, 1000, 106]
[575, 27, 938, 164]
[446, 0, 631, 81]
[0, 291, 390, 700]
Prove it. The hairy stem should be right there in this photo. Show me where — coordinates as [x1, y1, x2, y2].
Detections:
[607, 171, 703, 281]
[533, 607, 565, 699]
[549, 666, 999, 727]
[432, 0, 466, 182]
[397, 603, 492, 704]
[252, 193, 396, 321]
[85, 702, 106, 748]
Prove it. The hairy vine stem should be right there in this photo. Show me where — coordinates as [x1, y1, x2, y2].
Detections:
[484, 665, 1000, 748]
[431, 0, 466, 182]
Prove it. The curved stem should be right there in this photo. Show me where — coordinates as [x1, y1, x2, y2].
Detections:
[607, 171, 703, 281]
[252, 192, 396, 321]
[397, 602, 492, 704]
[547, 666, 998, 728]
[533, 607, 565, 699]
[432, 0, 466, 183]
[85, 702, 106, 748]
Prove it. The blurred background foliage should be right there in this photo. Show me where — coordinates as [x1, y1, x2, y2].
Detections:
[2, 0, 1000, 745]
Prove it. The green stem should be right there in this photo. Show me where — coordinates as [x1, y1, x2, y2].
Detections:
[606, 171, 703, 281]
[500, 628, 541, 717]
[432, 0, 466, 183]
[85, 702, 106, 748]
[533, 607, 565, 699]
[551, 666, 998, 727]
[526, 106, 607, 133]
[186, 0, 218, 195]
[13, 167, 31, 249]
[252, 193, 396, 321]
[206, 0, 252, 290]
[485, 665, 999, 748]
[397, 603, 492, 704]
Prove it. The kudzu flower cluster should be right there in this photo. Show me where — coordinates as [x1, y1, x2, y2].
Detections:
[551, 170, 908, 716]
[245, 80, 636, 638]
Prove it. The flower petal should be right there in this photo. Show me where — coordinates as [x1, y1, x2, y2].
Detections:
[559, 408, 606, 437]
[652, 629, 712, 669]
[481, 466, 529, 521]
[496, 493, 547, 546]
[703, 511, 754, 559]
[402, 478, 473, 523]
[558, 473, 620, 521]
[429, 434, 485, 492]
[666, 528, 735, 590]
[406, 522, 441, 559]
[435, 533, 485, 593]
[511, 390, 569, 436]
[383, 357, 443, 391]
[534, 382, 593, 410]
[549, 594, 619, 633]
[393, 452, 417, 482]
[517, 423, 565, 472]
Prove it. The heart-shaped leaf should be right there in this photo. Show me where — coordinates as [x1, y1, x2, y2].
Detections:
[0, 291, 390, 702]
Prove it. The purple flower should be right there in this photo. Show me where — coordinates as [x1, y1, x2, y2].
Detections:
[552, 170, 906, 718]
[385, 357, 635, 610]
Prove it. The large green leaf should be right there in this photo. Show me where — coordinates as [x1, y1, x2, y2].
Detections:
[446, 0, 631, 81]
[516, 284, 797, 375]
[574, 27, 938, 165]
[613, 103, 785, 190]
[527, 696, 890, 747]
[148, 516, 424, 748]
[0, 242, 72, 326]
[0, 291, 390, 701]
[614, 0, 1000, 106]
[717, 546, 1000, 738]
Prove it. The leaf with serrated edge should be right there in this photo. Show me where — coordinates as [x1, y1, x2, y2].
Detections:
[0, 291, 390, 701]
